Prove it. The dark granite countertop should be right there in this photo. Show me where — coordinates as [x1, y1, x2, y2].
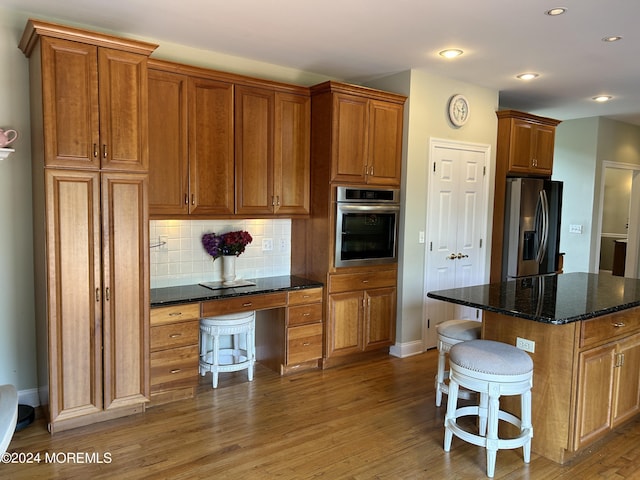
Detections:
[151, 275, 323, 307]
[427, 272, 640, 324]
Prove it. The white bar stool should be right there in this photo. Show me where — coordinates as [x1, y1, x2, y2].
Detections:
[443, 339, 533, 478]
[435, 319, 481, 406]
[199, 311, 256, 388]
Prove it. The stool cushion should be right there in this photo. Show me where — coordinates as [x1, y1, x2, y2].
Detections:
[450, 339, 533, 376]
[437, 319, 481, 342]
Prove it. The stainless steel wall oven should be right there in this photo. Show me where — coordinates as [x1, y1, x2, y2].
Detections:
[334, 186, 400, 268]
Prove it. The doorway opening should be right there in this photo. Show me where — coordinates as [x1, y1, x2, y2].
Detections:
[596, 162, 640, 278]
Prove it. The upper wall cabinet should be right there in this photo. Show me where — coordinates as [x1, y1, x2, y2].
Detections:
[24, 32, 152, 172]
[497, 110, 561, 177]
[310, 81, 405, 186]
[147, 60, 310, 218]
[235, 86, 310, 216]
[147, 63, 235, 216]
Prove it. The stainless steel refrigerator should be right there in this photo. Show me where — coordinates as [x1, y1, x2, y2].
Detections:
[502, 178, 563, 280]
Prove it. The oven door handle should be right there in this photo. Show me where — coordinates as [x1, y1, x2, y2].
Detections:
[337, 204, 400, 213]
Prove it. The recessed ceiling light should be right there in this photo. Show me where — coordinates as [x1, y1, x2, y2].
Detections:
[517, 73, 540, 81]
[592, 95, 612, 102]
[439, 49, 463, 59]
[602, 36, 622, 42]
[545, 7, 567, 16]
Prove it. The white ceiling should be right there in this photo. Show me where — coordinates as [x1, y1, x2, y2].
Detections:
[5, 0, 640, 125]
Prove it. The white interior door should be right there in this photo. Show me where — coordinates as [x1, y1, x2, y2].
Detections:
[424, 139, 489, 349]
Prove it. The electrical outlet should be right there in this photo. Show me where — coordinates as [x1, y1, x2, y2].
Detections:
[262, 238, 273, 251]
[569, 224, 583, 234]
[279, 238, 288, 252]
[159, 235, 168, 251]
[516, 337, 535, 353]
[419, 231, 425, 244]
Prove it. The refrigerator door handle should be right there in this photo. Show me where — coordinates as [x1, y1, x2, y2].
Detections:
[536, 190, 550, 264]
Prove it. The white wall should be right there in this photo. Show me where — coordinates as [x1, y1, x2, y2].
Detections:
[552, 118, 599, 273]
[366, 69, 499, 354]
[0, 9, 37, 395]
[553, 117, 640, 274]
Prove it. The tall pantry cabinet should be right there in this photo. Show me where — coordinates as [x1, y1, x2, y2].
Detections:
[20, 20, 158, 432]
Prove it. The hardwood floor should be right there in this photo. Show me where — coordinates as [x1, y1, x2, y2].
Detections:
[4, 349, 640, 479]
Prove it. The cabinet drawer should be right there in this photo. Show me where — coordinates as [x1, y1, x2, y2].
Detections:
[329, 269, 397, 293]
[151, 303, 200, 326]
[151, 321, 199, 351]
[287, 323, 323, 365]
[288, 287, 323, 305]
[150, 345, 199, 391]
[201, 292, 287, 317]
[580, 308, 640, 348]
[288, 303, 323, 327]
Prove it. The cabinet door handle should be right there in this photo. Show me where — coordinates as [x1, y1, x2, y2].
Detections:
[302, 342, 310, 346]
[191, 194, 195, 206]
[93, 144, 98, 158]
[169, 333, 182, 338]
[102, 144, 107, 159]
[95, 288, 100, 302]
[612, 322, 626, 328]
[361, 279, 369, 284]
[184, 194, 188, 205]
[170, 369, 181, 374]
[303, 313, 311, 317]
[169, 312, 182, 317]
[105, 287, 110, 301]
[243, 302, 253, 307]
[276, 195, 280, 206]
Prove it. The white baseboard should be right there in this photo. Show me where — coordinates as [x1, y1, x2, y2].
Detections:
[17, 388, 40, 407]
[390, 340, 424, 358]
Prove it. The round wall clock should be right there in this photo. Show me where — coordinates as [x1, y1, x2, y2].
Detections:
[448, 94, 470, 126]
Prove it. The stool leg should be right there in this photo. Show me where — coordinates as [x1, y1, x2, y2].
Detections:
[443, 377, 459, 452]
[435, 343, 446, 407]
[478, 392, 488, 436]
[521, 389, 533, 463]
[485, 384, 500, 478]
[247, 329, 255, 382]
[212, 334, 220, 388]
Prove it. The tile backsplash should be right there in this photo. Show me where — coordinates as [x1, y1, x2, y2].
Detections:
[150, 219, 291, 288]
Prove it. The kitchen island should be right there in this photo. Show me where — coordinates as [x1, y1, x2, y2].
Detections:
[427, 272, 640, 464]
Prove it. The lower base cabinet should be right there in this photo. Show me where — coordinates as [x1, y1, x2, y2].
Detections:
[575, 332, 640, 449]
[149, 303, 200, 406]
[325, 268, 397, 364]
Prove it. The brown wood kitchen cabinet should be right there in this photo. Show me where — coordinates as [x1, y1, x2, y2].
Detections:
[310, 81, 404, 186]
[28, 33, 150, 172]
[148, 61, 235, 216]
[574, 326, 640, 450]
[496, 110, 560, 177]
[149, 303, 200, 406]
[148, 60, 309, 218]
[20, 20, 156, 432]
[235, 87, 311, 216]
[325, 269, 397, 363]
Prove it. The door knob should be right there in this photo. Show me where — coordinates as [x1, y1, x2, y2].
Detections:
[447, 253, 457, 260]
[456, 253, 469, 259]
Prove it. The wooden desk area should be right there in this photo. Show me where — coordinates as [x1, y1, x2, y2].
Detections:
[150, 276, 323, 405]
